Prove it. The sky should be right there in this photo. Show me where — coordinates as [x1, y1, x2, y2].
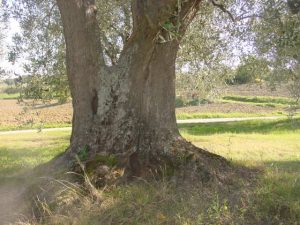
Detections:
[0, 18, 23, 76]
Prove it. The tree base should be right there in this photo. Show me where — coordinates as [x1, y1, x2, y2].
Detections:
[70, 135, 234, 188]
[23, 135, 258, 223]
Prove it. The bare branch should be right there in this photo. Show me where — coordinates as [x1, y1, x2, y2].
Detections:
[210, 0, 235, 22]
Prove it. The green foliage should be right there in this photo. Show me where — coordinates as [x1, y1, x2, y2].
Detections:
[230, 70, 252, 85]
[175, 96, 210, 108]
[176, 2, 235, 100]
[175, 97, 185, 107]
[78, 145, 90, 161]
[3, 78, 16, 86]
[0, 80, 20, 99]
[17, 74, 70, 103]
[253, 0, 300, 100]
[3, 86, 19, 94]
[94, 155, 117, 168]
[228, 56, 270, 85]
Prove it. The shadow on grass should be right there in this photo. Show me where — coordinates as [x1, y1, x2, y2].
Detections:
[178, 118, 300, 135]
[0, 144, 68, 177]
[32, 102, 66, 109]
[255, 160, 300, 223]
[264, 160, 300, 172]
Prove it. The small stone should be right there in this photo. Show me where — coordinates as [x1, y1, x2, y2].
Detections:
[96, 165, 110, 176]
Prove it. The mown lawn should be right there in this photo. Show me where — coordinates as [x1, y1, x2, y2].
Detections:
[0, 119, 299, 224]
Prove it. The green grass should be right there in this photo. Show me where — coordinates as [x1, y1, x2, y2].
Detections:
[0, 93, 20, 99]
[221, 95, 298, 107]
[176, 111, 288, 120]
[0, 131, 70, 178]
[179, 122, 300, 224]
[179, 117, 300, 135]
[0, 119, 299, 224]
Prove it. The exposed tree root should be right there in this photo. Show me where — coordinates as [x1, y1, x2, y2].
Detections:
[20, 135, 260, 224]
[65, 135, 245, 188]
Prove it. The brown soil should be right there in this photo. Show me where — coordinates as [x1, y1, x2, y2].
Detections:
[0, 100, 73, 127]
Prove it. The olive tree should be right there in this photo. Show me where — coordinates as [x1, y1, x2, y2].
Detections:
[5, 0, 253, 179]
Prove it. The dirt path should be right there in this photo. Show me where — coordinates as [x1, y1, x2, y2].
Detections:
[0, 127, 72, 135]
[0, 116, 286, 135]
[0, 177, 30, 224]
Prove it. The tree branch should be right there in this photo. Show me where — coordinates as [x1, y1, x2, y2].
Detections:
[210, 0, 235, 22]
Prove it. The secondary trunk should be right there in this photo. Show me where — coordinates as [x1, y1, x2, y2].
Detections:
[57, 0, 229, 181]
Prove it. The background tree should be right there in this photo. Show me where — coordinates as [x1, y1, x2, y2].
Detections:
[253, 0, 300, 101]
[0, 1, 6, 75]
[176, 2, 235, 105]
[229, 56, 270, 84]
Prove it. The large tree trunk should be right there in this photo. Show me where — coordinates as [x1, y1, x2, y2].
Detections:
[56, 0, 229, 182]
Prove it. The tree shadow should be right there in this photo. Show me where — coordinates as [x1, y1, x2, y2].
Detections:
[32, 102, 66, 109]
[264, 160, 300, 172]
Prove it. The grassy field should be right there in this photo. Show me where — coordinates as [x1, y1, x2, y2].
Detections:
[0, 93, 20, 100]
[221, 95, 298, 108]
[0, 82, 19, 100]
[0, 118, 299, 224]
[0, 130, 70, 178]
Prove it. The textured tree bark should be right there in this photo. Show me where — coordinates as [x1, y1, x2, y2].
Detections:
[56, 0, 230, 182]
